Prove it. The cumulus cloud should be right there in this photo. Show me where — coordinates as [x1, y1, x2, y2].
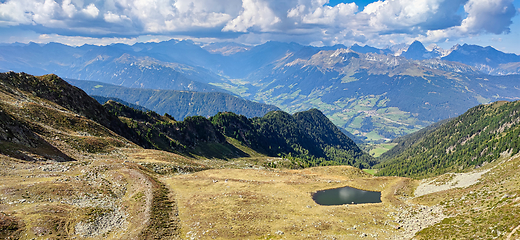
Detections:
[82, 3, 99, 18]
[422, 0, 516, 42]
[288, 2, 358, 25]
[0, 0, 517, 46]
[461, 0, 516, 34]
[223, 0, 281, 32]
[361, 0, 468, 33]
[0, 0, 240, 34]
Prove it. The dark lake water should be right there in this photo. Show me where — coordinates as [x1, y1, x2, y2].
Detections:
[312, 186, 381, 205]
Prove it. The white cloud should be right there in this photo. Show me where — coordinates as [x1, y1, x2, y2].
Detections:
[0, 0, 516, 47]
[82, 3, 99, 18]
[461, 0, 516, 34]
[104, 11, 130, 23]
[421, 0, 516, 42]
[38, 33, 140, 46]
[62, 0, 77, 18]
[223, 0, 281, 32]
[362, 0, 466, 32]
[288, 3, 358, 25]
[0, 1, 33, 25]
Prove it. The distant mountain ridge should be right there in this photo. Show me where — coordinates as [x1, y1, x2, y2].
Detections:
[3, 40, 518, 80]
[442, 43, 520, 75]
[91, 95, 151, 112]
[236, 47, 520, 142]
[1, 40, 520, 142]
[67, 79, 280, 120]
[0, 41, 228, 93]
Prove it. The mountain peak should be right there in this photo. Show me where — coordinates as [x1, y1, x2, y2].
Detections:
[400, 40, 430, 60]
[408, 40, 426, 52]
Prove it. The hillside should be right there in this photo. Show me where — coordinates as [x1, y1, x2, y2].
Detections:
[0, 72, 153, 150]
[2, 41, 520, 143]
[0, 72, 211, 239]
[0, 72, 519, 239]
[235, 48, 520, 143]
[92, 95, 150, 112]
[211, 109, 374, 168]
[67, 79, 280, 119]
[377, 118, 451, 162]
[104, 99, 374, 168]
[103, 100, 250, 160]
[377, 100, 520, 178]
[0, 72, 368, 168]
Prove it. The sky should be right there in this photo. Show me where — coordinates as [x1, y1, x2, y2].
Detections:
[0, 0, 519, 53]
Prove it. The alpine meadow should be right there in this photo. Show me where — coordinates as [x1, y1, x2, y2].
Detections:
[1, 0, 520, 239]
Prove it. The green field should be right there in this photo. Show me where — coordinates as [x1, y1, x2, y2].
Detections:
[369, 143, 398, 157]
[362, 169, 378, 175]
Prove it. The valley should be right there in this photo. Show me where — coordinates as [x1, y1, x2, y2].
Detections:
[2, 40, 520, 143]
[2, 0, 520, 238]
[1, 37, 520, 239]
[0, 71, 519, 239]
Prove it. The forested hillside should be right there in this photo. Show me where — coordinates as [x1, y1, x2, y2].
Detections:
[106, 102, 374, 168]
[377, 118, 451, 162]
[92, 95, 150, 112]
[211, 109, 374, 168]
[104, 101, 247, 159]
[68, 79, 280, 119]
[377, 101, 520, 178]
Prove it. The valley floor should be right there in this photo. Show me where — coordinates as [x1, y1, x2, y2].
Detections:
[1, 147, 519, 239]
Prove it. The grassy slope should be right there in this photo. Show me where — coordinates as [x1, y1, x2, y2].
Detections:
[2, 72, 519, 239]
[413, 153, 520, 239]
[368, 143, 398, 158]
[0, 73, 207, 239]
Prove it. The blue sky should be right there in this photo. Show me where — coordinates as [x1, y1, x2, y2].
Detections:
[327, 0, 376, 8]
[0, 0, 519, 53]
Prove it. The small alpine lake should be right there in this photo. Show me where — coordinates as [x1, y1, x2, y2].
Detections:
[312, 186, 381, 205]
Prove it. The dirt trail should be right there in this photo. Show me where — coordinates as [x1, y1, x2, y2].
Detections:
[507, 224, 520, 240]
[139, 174, 181, 239]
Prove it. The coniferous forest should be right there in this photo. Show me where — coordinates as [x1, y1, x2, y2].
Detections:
[377, 101, 520, 178]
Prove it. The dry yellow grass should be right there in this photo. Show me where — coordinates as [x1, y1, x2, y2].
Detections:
[164, 166, 410, 239]
[0, 151, 176, 240]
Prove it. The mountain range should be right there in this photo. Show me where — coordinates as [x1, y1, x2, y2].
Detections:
[67, 79, 280, 120]
[1, 71, 520, 239]
[1, 40, 519, 143]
